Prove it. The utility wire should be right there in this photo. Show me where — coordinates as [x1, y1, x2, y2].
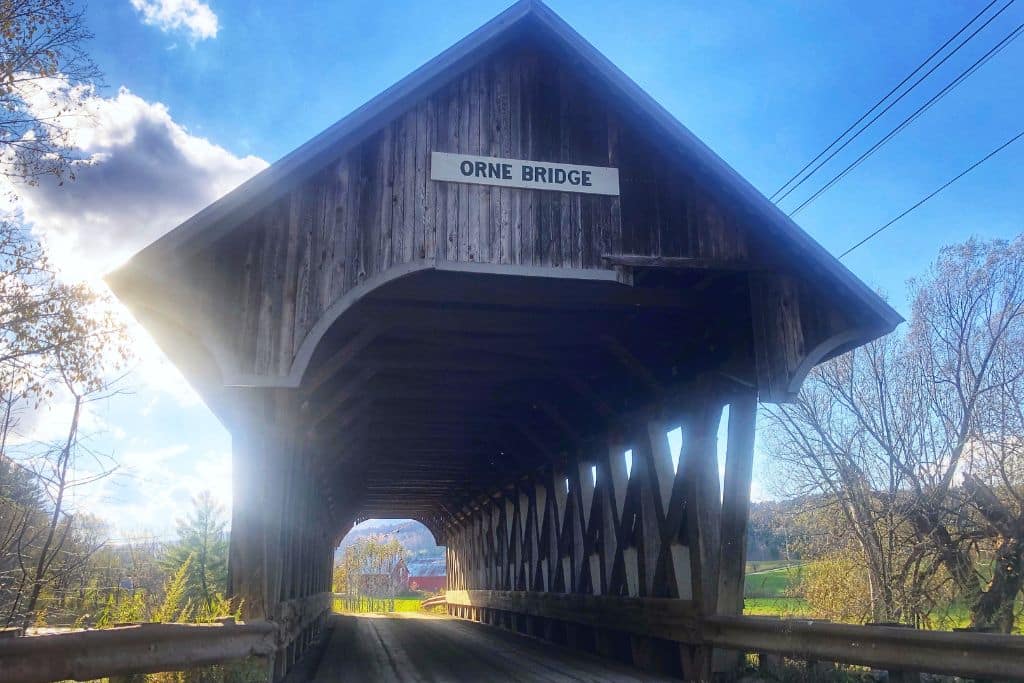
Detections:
[790, 20, 1024, 217]
[838, 128, 1024, 259]
[771, 0, 1004, 202]
[774, 1, 1015, 208]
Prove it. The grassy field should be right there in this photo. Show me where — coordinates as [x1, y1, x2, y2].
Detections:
[744, 559, 793, 573]
[740, 564, 1021, 631]
[743, 597, 810, 617]
[742, 564, 809, 617]
[744, 564, 802, 598]
[333, 597, 426, 614]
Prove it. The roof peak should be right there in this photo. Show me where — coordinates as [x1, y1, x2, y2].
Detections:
[109, 0, 900, 333]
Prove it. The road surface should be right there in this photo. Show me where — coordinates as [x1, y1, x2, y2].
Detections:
[311, 612, 675, 681]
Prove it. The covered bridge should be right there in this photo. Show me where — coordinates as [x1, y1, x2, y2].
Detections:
[98, 0, 910, 680]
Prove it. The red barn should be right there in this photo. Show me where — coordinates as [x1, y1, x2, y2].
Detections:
[406, 557, 446, 593]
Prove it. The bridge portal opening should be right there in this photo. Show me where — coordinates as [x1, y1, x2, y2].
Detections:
[333, 519, 446, 614]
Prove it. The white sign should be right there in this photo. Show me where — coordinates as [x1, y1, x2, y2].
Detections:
[430, 152, 620, 196]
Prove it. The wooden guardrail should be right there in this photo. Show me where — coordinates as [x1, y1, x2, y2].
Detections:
[443, 590, 1024, 680]
[704, 615, 1024, 680]
[420, 594, 447, 610]
[0, 593, 332, 683]
[0, 621, 277, 683]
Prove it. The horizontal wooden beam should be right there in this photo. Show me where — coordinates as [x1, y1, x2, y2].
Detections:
[445, 590, 698, 643]
[601, 254, 759, 271]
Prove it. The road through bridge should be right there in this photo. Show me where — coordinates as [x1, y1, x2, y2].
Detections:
[15, 1, 1020, 681]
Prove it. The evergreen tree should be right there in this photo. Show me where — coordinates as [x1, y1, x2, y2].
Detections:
[160, 492, 228, 611]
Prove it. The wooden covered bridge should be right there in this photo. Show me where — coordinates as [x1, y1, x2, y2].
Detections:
[6, 1, 1024, 681]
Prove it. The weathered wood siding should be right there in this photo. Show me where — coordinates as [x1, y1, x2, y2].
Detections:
[203, 43, 757, 378]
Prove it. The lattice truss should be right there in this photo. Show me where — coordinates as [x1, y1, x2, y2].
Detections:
[444, 391, 755, 614]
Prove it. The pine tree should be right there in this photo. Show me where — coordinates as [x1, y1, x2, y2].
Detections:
[160, 492, 228, 611]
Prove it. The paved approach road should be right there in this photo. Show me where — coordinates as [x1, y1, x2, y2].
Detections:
[310, 612, 675, 681]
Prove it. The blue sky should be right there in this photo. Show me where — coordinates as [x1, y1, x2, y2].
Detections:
[12, 0, 1022, 537]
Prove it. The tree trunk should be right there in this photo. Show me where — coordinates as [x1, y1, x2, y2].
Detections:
[970, 535, 1024, 632]
[21, 395, 80, 629]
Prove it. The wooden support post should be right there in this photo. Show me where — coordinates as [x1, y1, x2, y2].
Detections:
[713, 393, 757, 678]
[680, 394, 725, 681]
[228, 390, 316, 682]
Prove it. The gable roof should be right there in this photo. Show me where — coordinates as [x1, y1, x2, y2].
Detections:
[408, 557, 447, 578]
[114, 0, 901, 332]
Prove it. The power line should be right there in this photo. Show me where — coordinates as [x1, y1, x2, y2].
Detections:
[771, 0, 1010, 203]
[838, 128, 1024, 259]
[789, 20, 1024, 217]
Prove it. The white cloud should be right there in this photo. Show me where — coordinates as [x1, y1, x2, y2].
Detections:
[130, 0, 219, 41]
[72, 441, 232, 535]
[12, 79, 266, 281]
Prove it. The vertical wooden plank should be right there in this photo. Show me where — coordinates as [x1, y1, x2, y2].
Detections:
[431, 90, 447, 261]
[390, 117, 407, 268]
[402, 109, 418, 264]
[749, 272, 804, 402]
[520, 53, 538, 265]
[681, 394, 725, 682]
[414, 102, 429, 260]
[712, 394, 758, 678]
[605, 111, 622, 261]
[422, 97, 437, 260]
[457, 70, 472, 262]
[507, 55, 522, 265]
[631, 433, 661, 598]
[683, 398, 724, 611]
[717, 394, 757, 615]
[443, 82, 459, 262]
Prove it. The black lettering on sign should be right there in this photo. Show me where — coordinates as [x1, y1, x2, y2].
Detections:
[436, 153, 615, 194]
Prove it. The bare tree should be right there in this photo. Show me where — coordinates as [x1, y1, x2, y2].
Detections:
[765, 236, 1024, 631]
[762, 333, 925, 623]
[902, 237, 1024, 631]
[0, 0, 100, 183]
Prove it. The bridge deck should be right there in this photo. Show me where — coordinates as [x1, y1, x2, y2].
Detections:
[312, 613, 674, 681]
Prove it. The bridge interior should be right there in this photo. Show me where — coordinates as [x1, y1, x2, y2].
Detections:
[105, 1, 900, 680]
[307, 266, 753, 528]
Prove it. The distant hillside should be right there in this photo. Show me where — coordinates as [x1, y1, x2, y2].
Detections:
[337, 519, 444, 560]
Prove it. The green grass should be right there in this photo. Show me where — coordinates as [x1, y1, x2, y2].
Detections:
[392, 598, 426, 612]
[743, 563, 810, 617]
[744, 564, 802, 598]
[333, 597, 426, 614]
[745, 559, 793, 573]
[743, 597, 811, 617]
